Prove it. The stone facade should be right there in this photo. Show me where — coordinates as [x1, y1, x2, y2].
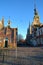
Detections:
[26, 6, 43, 46]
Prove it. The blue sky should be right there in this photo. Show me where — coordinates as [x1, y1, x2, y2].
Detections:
[0, 0, 43, 39]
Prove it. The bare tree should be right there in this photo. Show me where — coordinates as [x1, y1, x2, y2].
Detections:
[18, 34, 23, 41]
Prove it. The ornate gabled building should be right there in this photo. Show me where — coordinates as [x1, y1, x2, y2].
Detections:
[31, 7, 43, 46]
[0, 17, 18, 48]
[26, 4, 43, 46]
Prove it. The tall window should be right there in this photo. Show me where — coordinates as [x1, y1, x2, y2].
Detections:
[0, 37, 2, 42]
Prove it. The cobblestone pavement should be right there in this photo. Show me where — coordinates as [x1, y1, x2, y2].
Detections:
[0, 47, 43, 65]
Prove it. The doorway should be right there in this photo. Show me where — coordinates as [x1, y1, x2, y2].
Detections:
[5, 37, 8, 47]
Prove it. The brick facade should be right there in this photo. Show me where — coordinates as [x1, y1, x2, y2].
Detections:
[0, 18, 17, 48]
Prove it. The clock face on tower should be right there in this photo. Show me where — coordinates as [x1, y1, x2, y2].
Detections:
[0, 21, 3, 30]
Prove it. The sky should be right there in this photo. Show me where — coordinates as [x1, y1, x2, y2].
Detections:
[0, 0, 43, 39]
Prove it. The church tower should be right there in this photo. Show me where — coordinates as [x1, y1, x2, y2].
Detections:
[31, 1, 41, 34]
[32, 0, 41, 27]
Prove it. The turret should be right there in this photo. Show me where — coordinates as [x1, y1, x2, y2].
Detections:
[8, 17, 11, 28]
[2, 17, 4, 27]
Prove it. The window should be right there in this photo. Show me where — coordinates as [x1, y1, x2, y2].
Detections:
[0, 37, 2, 42]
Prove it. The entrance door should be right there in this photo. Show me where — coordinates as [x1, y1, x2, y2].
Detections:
[5, 37, 8, 47]
[5, 40, 8, 47]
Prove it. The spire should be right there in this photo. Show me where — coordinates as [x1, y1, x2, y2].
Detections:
[34, 0, 38, 15]
[29, 21, 30, 30]
[2, 16, 4, 26]
[8, 16, 11, 28]
[29, 21, 30, 34]
[27, 21, 30, 35]
[32, 0, 40, 26]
